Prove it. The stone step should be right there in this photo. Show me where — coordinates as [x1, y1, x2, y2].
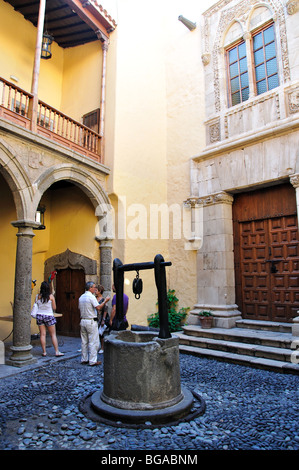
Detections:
[181, 325, 293, 349]
[178, 343, 299, 375]
[235, 319, 292, 333]
[176, 321, 299, 374]
[176, 331, 293, 362]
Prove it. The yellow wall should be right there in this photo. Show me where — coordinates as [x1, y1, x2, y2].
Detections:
[105, 1, 169, 325]
[0, 173, 16, 340]
[0, 0, 212, 335]
[0, 1, 37, 93]
[32, 185, 99, 279]
[0, 178, 100, 339]
[164, 3, 206, 313]
[61, 42, 103, 122]
[29, 185, 100, 333]
[0, 1, 63, 109]
[0, 1, 102, 121]
[104, 0, 208, 324]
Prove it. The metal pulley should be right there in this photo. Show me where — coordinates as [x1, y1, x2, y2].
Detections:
[132, 271, 143, 299]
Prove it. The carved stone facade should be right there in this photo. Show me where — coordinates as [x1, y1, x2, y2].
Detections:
[190, 0, 299, 328]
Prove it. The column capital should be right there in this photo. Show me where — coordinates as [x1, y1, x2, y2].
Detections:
[185, 191, 233, 207]
[96, 236, 113, 248]
[11, 219, 40, 231]
[290, 174, 299, 188]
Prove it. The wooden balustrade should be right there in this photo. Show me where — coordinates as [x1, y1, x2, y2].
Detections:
[0, 77, 101, 162]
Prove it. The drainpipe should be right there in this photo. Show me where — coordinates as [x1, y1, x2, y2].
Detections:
[30, 0, 46, 132]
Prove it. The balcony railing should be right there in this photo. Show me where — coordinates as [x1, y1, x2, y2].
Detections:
[0, 77, 102, 162]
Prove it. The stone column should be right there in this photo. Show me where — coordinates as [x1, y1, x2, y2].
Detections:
[189, 192, 241, 328]
[7, 221, 38, 367]
[290, 174, 299, 229]
[290, 175, 299, 338]
[97, 238, 113, 296]
[243, 31, 255, 100]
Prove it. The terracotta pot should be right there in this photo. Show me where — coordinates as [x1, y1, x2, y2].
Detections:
[199, 316, 213, 329]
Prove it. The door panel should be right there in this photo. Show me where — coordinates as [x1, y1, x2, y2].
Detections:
[269, 215, 299, 321]
[240, 219, 270, 320]
[233, 184, 299, 322]
[55, 268, 85, 336]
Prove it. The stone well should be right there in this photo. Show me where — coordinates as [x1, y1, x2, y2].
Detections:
[90, 330, 195, 425]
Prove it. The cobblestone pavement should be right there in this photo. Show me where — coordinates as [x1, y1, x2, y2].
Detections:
[0, 336, 298, 452]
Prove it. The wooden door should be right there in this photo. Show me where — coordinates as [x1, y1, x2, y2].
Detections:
[233, 184, 299, 322]
[55, 268, 85, 336]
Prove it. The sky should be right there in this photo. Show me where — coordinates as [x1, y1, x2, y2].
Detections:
[99, 0, 220, 25]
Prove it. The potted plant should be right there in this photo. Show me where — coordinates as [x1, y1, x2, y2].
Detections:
[198, 310, 213, 329]
[147, 289, 189, 332]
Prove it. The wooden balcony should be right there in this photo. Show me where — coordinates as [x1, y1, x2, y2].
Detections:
[0, 77, 102, 163]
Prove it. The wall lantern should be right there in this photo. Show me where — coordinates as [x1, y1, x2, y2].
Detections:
[35, 205, 46, 230]
[41, 32, 53, 59]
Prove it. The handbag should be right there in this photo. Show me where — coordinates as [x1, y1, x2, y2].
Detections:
[98, 324, 107, 336]
[30, 302, 38, 318]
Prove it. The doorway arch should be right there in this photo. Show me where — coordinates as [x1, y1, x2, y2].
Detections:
[45, 249, 97, 336]
[32, 163, 111, 219]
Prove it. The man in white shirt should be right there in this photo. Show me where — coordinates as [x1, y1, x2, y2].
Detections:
[79, 281, 110, 366]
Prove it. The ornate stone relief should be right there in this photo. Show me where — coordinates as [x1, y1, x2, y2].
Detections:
[201, 53, 210, 66]
[286, 0, 299, 15]
[287, 87, 299, 114]
[209, 120, 221, 143]
[185, 191, 233, 207]
[290, 174, 299, 188]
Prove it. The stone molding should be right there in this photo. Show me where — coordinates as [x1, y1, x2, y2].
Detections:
[44, 249, 97, 280]
[185, 192, 233, 207]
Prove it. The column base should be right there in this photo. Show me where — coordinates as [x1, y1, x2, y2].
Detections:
[0, 341, 4, 365]
[292, 315, 299, 337]
[6, 344, 37, 367]
[189, 304, 242, 329]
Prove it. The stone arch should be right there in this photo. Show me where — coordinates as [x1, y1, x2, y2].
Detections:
[247, 4, 274, 32]
[0, 138, 33, 220]
[223, 20, 244, 48]
[44, 248, 97, 283]
[32, 163, 111, 218]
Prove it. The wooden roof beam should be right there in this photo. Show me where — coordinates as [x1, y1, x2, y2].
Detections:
[63, 0, 116, 40]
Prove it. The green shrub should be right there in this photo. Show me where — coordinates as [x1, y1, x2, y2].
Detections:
[147, 289, 189, 332]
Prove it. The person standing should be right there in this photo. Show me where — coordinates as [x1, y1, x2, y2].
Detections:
[78, 281, 110, 366]
[95, 284, 109, 353]
[35, 281, 64, 357]
[109, 284, 129, 330]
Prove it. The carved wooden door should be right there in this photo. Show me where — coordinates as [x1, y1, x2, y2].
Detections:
[233, 184, 299, 322]
[55, 268, 85, 336]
